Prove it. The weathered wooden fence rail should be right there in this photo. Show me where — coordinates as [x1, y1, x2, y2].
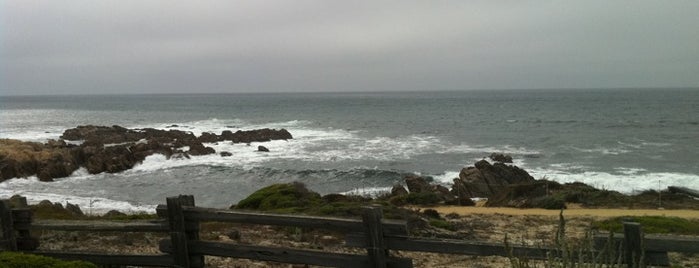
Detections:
[2, 195, 699, 267]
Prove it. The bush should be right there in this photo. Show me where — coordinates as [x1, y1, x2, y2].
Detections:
[532, 196, 566, 210]
[422, 209, 441, 219]
[235, 182, 321, 211]
[405, 192, 440, 205]
[429, 219, 455, 231]
[592, 216, 699, 235]
[0, 252, 97, 268]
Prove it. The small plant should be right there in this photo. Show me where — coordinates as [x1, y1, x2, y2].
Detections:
[593, 216, 699, 235]
[428, 219, 455, 231]
[506, 210, 629, 268]
[405, 192, 440, 205]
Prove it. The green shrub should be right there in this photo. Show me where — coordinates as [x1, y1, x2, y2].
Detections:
[429, 219, 455, 231]
[0, 252, 97, 268]
[235, 182, 322, 211]
[532, 196, 566, 210]
[592, 216, 699, 235]
[405, 192, 440, 205]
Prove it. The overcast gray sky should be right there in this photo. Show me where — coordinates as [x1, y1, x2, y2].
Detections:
[2, 1, 698, 95]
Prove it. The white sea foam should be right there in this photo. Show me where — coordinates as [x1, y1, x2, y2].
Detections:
[443, 143, 541, 156]
[528, 167, 699, 194]
[0, 177, 154, 215]
[433, 171, 461, 184]
[341, 187, 392, 197]
[567, 146, 631, 155]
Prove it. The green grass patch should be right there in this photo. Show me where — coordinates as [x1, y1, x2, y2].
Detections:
[405, 192, 440, 205]
[235, 182, 322, 212]
[0, 252, 97, 268]
[592, 216, 699, 235]
[428, 219, 455, 231]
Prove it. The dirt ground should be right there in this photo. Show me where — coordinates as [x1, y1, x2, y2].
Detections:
[431, 204, 699, 219]
[33, 206, 699, 268]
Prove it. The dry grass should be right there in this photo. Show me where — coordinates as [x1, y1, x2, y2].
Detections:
[430, 205, 699, 219]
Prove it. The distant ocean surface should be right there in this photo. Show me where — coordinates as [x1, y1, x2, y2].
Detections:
[2, 88, 698, 213]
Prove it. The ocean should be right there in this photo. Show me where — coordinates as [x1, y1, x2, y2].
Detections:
[1, 88, 698, 213]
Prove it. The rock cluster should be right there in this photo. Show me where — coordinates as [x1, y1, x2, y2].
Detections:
[451, 159, 535, 200]
[387, 154, 536, 207]
[0, 125, 293, 182]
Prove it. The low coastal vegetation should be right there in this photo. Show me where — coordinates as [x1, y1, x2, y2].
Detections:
[0, 252, 96, 268]
[593, 216, 699, 235]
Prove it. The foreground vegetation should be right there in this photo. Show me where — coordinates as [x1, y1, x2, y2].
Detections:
[593, 216, 699, 235]
[0, 252, 96, 268]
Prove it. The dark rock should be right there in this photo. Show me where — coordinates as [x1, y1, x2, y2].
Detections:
[65, 202, 84, 216]
[84, 145, 137, 174]
[422, 208, 441, 219]
[257, 146, 270, 152]
[0, 139, 79, 182]
[103, 210, 127, 217]
[390, 184, 409, 196]
[169, 152, 191, 160]
[198, 132, 220, 143]
[227, 229, 241, 240]
[37, 200, 57, 208]
[188, 143, 216, 156]
[451, 159, 535, 199]
[432, 184, 456, 204]
[486, 181, 559, 208]
[405, 175, 430, 193]
[489, 153, 513, 163]
[222, 128, 293, 143]
[8, 195, 28, 208]
[220, 151, 232, 157]
[321, 194, 350, 203]
[3, 125, 294, 181]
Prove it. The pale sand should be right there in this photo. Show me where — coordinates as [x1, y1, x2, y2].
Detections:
[430, 205, 699, 219]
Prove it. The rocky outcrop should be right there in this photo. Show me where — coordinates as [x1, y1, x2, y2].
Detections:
[405, 175, 430, 193]
[221, 129, 292, 143]
[485, 181, 564, 209]
[0, 139, 80, 182]
[391, 184, 409, 196]
[1, 125, 294, 182]
[489, 153, 513, 163]
[451, 160, 534, 199]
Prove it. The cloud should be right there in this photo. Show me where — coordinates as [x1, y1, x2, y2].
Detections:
[2, 1, 698, 95]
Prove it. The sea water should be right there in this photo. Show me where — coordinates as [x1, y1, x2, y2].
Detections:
[1, 88, 698, 213]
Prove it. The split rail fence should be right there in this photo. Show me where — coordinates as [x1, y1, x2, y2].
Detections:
[2, 195, 699, 267]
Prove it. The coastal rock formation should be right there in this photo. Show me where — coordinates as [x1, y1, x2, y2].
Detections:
[0, 125, 294, 182]
[451, 160, 535, 199]
[488, 153, 513, 163]
[485, 181, 564, 209]
[0, 139, 80, 181]
[221, 128, 292, 143]
[405, 175, 430, 193]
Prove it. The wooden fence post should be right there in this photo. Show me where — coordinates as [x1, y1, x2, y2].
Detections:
[362, 206, 387, 268]
[623, 222, 643, 268]
[167, 196, 191, 268]
[179, 195, 204, 268]
[13, 208, 39, 250]
[0, 200, 17, 251]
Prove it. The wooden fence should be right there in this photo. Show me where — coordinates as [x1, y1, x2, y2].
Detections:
[2, 195, 699, 267]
